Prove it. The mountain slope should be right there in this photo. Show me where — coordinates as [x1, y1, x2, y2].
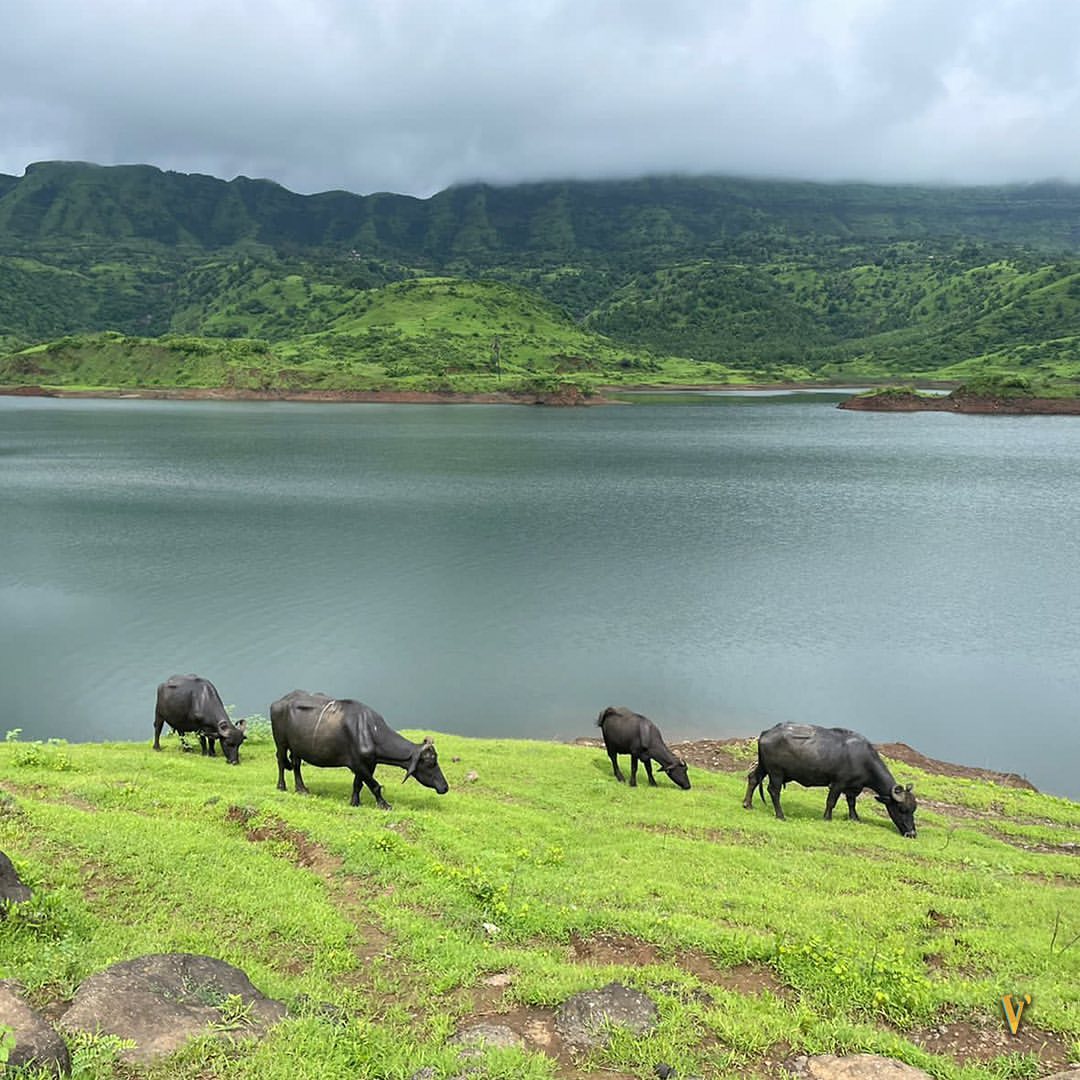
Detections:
[4, 162, 1080, 387]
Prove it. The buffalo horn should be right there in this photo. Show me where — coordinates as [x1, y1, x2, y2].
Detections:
[891, 784, 904, 800]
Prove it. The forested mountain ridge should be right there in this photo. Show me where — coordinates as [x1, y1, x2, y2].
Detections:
[3, 160, 1080, 390]
[5, 161, 1080, 259]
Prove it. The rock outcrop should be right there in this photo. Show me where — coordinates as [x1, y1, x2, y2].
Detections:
[59, 953, 286, 1064]
[0, 981, 71, 1077]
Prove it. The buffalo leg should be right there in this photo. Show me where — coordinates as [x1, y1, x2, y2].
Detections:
[742, 765, 764, 809]
[152, 711, 165, 751]
[824, 784, 843, 820]
[767, 773, 785, 820]
[642, 757, 658, 787]
[350, 765, 390, 810]
[629, 756, 639, 787]
[845, 791, 861, 821]
[608, 750, 626, 783]
[276, 748, 289, 792]
[293, 759, 309, 795]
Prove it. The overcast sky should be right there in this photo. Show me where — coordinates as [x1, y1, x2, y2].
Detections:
[3, 0, 1080, 197]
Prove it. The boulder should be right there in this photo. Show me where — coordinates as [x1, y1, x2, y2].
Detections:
[450, 1021, 525, 1056]
[0, 980, 71, 1077]
[59, 953, 286, 1064]
[784, 1055, 932, 1079]
[0, 850, 31, 911]
[555, 981, 658, 1049]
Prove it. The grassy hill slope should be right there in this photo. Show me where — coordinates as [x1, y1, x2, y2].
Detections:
[0, 732, 1077, 1078]
[0, 279, 740, 393]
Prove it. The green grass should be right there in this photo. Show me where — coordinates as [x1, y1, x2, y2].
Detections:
[1, 732, 1078, 1078]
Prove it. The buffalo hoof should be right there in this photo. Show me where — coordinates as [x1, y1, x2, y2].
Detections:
[377, 802, 392, 811]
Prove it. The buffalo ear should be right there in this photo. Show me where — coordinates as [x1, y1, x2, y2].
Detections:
[875, 794, 887, 804]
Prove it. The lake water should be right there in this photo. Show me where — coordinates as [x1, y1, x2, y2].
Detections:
[2, 394, 1079, 798]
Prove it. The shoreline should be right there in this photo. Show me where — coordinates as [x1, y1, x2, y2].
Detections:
[0, 383, 615, 407]
[0, 381, 943, 407]
[840, 391, 1080, 415]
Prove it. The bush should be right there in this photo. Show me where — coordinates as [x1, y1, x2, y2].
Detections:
[954, 373, 1033, 398]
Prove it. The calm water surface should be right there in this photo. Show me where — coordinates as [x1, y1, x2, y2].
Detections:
[2, 396, 1078, 797]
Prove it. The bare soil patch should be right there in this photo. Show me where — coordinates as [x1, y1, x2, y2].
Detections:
[566, 932, 788, 1000]
[697, 961, 787, 997]
[572, 737, 1039, 791]
[670, 738, 754, 773]
[909, 1019, 1072, 1071]
[878, 743, 1036, 790]
[989, 832, 1080, 857]
[240, 815, 336, 872]
[568, 931, 661, 967]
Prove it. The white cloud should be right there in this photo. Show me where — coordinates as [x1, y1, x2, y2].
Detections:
[1, 0, 1079, 195]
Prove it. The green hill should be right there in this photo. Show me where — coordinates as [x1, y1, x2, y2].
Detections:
[0, 279, 729, 394]
[4, 162, 1080, 390]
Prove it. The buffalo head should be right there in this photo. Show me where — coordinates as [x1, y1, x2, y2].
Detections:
[660, 757, 691, 790]
[876, 782, 917, 837]
[218, 717, 247, 765]
[404, 737, 449, 794]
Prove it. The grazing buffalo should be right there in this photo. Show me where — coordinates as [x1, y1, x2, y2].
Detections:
[743, 723, 917, 837]
[153, 675, 247, 764]
[597, 706, 690, 789]
[270, 690, 449, 809]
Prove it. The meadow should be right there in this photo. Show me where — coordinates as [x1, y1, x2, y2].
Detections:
[1, 726, 1078, 1079]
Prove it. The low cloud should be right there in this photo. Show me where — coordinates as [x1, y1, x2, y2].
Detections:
[2, 0, 1079, 196]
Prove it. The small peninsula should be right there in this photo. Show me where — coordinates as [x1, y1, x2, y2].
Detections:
[840, 377, 1080, 415]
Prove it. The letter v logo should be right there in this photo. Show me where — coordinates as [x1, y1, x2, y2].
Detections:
[1001, 994, 1032, 1035]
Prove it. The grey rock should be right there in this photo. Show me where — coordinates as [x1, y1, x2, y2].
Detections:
[555, 981, 658, 1049]
[0, 980, 71, 1077]
[784, 1054, 932, 1079]
[450, 1021, 525, 1059]
[409, 1069, 437, 1080]
[0, 850, 31, 912]
[59, 953, 287, 1064]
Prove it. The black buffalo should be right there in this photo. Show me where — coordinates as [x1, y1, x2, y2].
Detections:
[153, 675, 247, 765]
[743, 723, 917, 837]
[270, 690, 449, 809]
[597, 706, 690, 789]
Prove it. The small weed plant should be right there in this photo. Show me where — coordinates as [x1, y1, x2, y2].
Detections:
[5, 729, 72, 771]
